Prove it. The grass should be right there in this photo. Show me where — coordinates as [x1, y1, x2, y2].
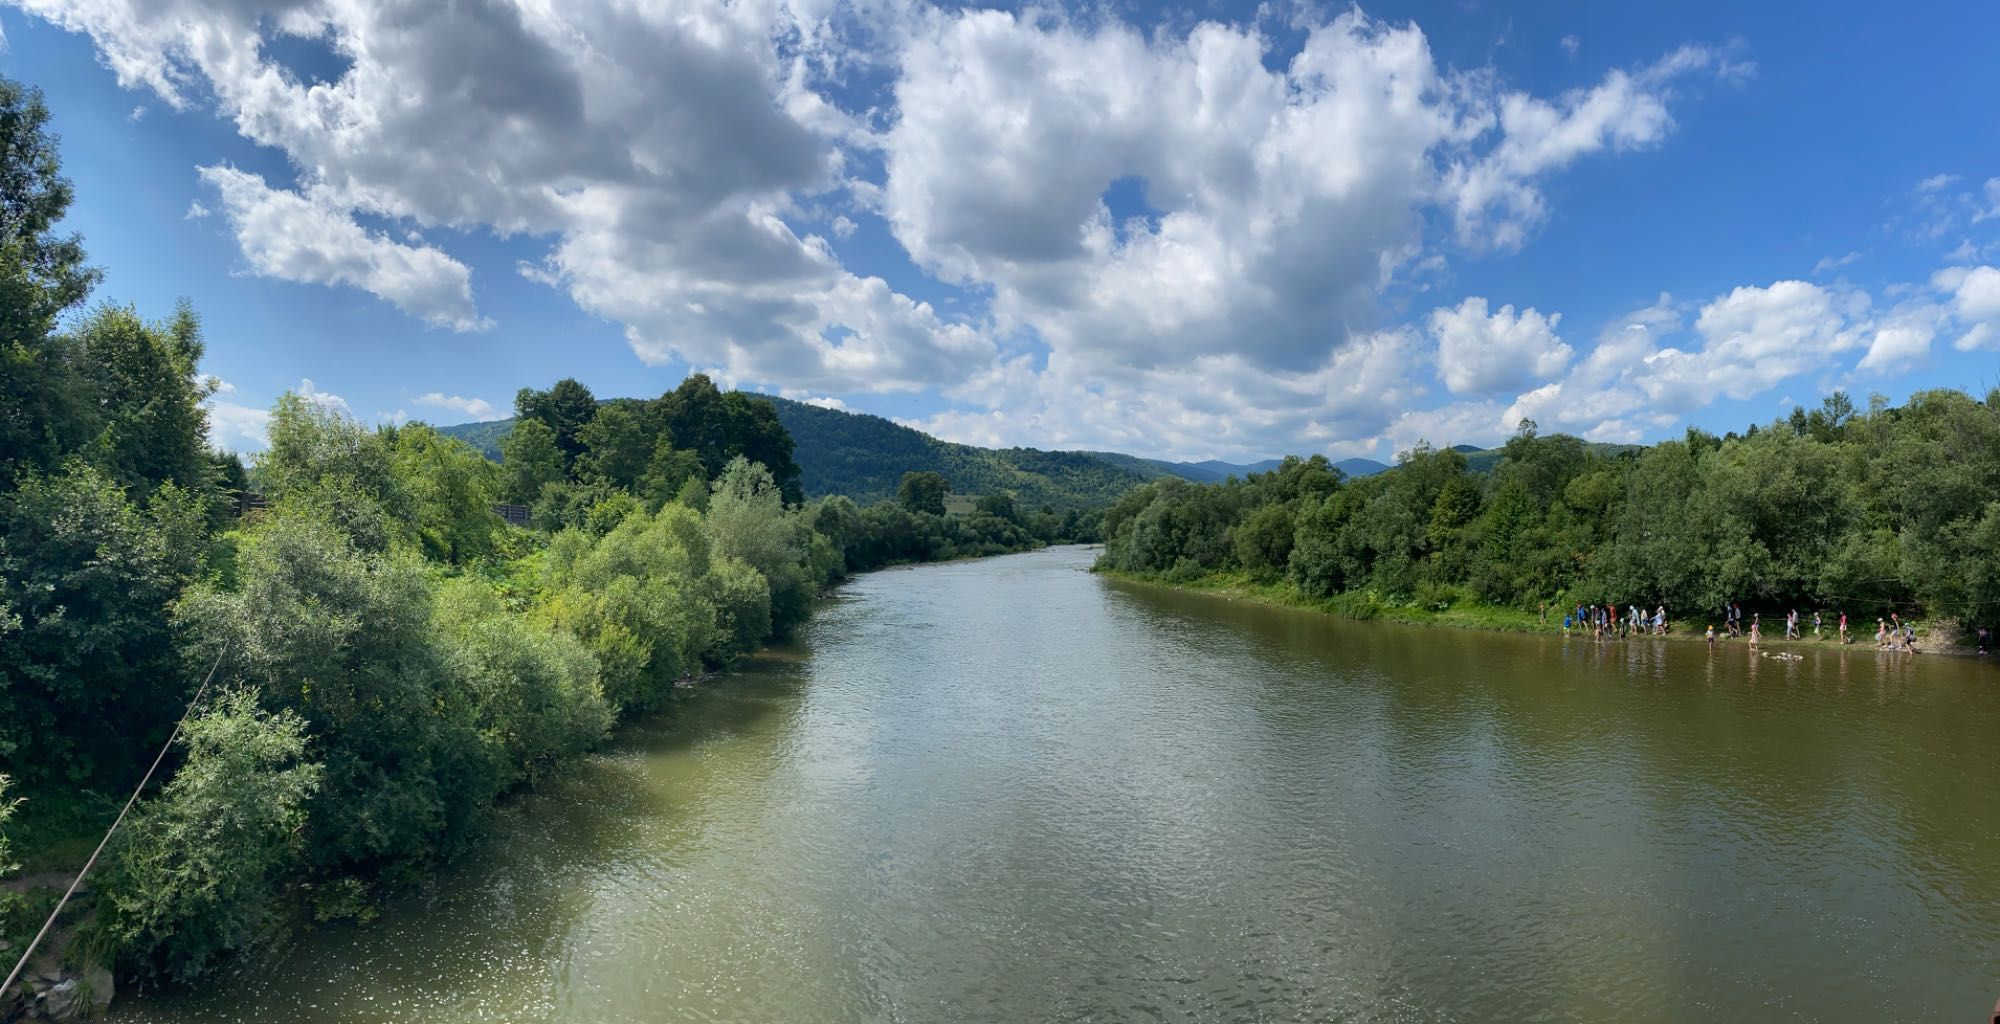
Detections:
[1094, 567, 1549, 633]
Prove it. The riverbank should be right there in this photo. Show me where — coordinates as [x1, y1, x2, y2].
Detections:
[1094, 566, 1982, 657]
[0, 540, 1061, 1023]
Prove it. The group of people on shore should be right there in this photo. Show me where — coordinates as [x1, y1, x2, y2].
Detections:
[1711, 602, 1922, 652]
[1562, 602, 1666, 640]
[1552, 598, 1974, 657]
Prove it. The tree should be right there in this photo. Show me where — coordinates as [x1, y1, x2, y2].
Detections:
[0, 76, 103, 482]
[576, 402, 653, 490]
[974, 491, 1020, 523]
[259, 393, 413, 552]
[0, 465, 206, 785]
[498, 417, 565, 505]
[175, 512, 492, 876]
[94, 690, 321, 981]
[897, 470, 949, 516]
[389, 424, 502, 563]
[514, 378, 597, 468]
[707, 457, 812, 634]
[639, 440, 704, 507]
[655, 375, 804, 503]
[72, 300, 215, 498]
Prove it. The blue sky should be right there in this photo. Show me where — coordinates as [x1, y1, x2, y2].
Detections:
[4, 0, 1997, 460]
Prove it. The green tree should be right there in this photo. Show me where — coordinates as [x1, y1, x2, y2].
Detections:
[708, 457, 812, 634]
[0, 466, 206, 785]
[897, 470, 949, 516]
[514, 378, 597, 469]
[1232, 502, 1297, 580]
[498, 417, 565, 505]
[639, 440, 704, 508]
[176, 512, 491, 876]
[655, 375, 803, 503]
[71, 301, 215, 498]
[0, 76, 103, 482]
[576, 402, 653, 489]
[94, 690, 321, 980]
[259, 393, 413, 552]
[389, 424, 502, 563]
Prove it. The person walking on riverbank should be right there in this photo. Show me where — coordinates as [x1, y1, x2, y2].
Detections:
[1654, 605, 1666, 635]
[1813, 611, 1822, 639]
[1785, 609, 1799, 640]
[1979, 626, 1990, 655]
[1839, 611, 1848, 644]
[1875, 619, 1887, 646]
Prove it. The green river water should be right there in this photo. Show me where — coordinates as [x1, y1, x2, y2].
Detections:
[118, 545, 2000, 1023]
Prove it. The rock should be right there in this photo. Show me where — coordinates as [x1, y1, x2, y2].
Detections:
[81, 963, 114, 1015]
[37, 978, 79, 1022]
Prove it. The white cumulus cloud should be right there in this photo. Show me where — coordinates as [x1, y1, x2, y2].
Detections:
[200, 166, 489, 331]
[415, 392, 499, 421]
[1429, 297, 1572, 395]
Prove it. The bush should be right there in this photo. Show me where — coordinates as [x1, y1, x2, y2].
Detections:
[93, 691, 320, 980]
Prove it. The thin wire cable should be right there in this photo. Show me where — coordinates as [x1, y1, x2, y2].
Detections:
[0, 643, 228, 1001]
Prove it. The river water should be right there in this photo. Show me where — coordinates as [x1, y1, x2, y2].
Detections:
[119, 546, 2000, 1023]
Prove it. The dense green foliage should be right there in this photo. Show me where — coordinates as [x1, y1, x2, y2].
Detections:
[0, 73, 1089, 990]
[1100, 405, 2000, 635]
[496, 375, 804, 516]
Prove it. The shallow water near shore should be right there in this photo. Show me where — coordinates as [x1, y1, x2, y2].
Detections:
[116, 545, 2000, 1023]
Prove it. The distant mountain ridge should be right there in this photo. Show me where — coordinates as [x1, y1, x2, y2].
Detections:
[436, 395, 1407, 509]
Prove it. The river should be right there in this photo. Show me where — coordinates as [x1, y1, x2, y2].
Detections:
[118, 546, 2000, 1023]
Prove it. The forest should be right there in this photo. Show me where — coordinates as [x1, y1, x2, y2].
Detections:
[1097, 401, 2000, 638]
[0, 75, 1082, 1000]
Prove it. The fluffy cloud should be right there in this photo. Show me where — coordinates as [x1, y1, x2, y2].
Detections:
[200, 166, 489, 331]
[1429, 297, 1572, 394]
[16, 0, 1745, 459]
[881, 10, 1725, 380]
[1640, 280, 1863, 409]
[415, 392, 499, 421]
[1857, 323, 1933, 374]
[1938, 264, 2000, 351]
[295, 377, 351, 415]
[204, 401, 271, 451]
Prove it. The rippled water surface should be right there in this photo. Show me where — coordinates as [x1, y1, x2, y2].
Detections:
[120, 546, 2000, 1023]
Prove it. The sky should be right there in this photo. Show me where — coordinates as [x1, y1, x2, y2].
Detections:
[3, 0, 1998, 462]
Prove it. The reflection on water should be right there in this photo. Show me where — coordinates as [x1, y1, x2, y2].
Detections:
[119, 546, 2000, 1024]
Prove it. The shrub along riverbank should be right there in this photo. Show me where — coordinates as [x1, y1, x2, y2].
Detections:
[0, 74, 1093, 1016]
